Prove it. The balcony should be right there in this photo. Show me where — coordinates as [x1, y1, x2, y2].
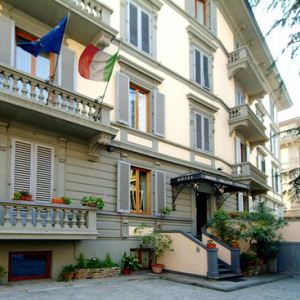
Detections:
[229, 104, 268, 146]
[228, 47, 266, 100]
[0, 200, 98, 239]
[232, 162, 269, 192]
[2, 0, 118, 47]
[0, 64, 117, 161]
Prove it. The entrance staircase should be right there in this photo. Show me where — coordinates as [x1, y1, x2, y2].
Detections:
[216, 259, 243, 280]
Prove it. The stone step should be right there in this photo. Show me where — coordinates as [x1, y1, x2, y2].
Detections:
[211, 273, 244, 281]
[218, 268, 233, 274]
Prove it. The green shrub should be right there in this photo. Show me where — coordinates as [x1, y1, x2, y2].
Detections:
[76, 253, 86, 269]
[121, 253, 141, 271]
[101, 253, 119, 268]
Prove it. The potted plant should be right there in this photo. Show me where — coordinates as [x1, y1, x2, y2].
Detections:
[61, 264, 75, 281]
[0, 266, 7, 283]
[13, 191, 32, 201]
[231, 239, 240, 248]
[159, 207, 172, 217]
[52, 196, 72, 204]
[74, 253, 88, 279]
[121, 252, 141, 275]
[207, 240, 217, 248]
[141, 232, 173, 274]
[81, 196, 104, 209]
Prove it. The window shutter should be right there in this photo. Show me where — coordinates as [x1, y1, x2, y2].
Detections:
[155, 170, 166, 214]
[203, 116, 210, 152]
[141, 11, 150, 53]
[129, 2, 138, 47]
[153, 90, 165, 137]
[117, 160, 131, 213]
[116, 72, 130, 125]
[246, 143, 250, 161]
[0, 15, 15, 66]
[195, 49, 201, 85]
[238, 192, 243, 212]
[195, 114, 202, 149]
[35, 145, 53, 201]
[235, 137, 241, 163]
[12, 140, 33, 197]
[60, 46, 76, 91]
[202, 54, 210, 89]
[248, 196, 253, 212]
[185, 0, 195, 17]
[262, 158, 266, 173]
[209, 0, 217, 35]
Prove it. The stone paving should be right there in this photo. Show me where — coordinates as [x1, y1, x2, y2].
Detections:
[0, 274, 299, 300]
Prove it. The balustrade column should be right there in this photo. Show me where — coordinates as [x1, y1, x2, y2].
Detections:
[3, 206, 11, 227]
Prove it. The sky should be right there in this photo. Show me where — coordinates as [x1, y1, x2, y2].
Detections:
[252, 1, 300, 122]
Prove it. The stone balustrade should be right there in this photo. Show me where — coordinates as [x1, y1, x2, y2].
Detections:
[65, 0, 113, 24]
[0, 64, 111, 126]
[228, 46, 249, 64]
[0, 200, 98, 240]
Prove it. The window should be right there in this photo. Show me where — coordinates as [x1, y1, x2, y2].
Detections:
[15, 29, 55, 80]
[193, 47, 211, 90]
[195, 0, 206, 25]
[235, 85, 245, 106]
[270, 100, 277, 122]
[270, 128, 278, 157]
[129, 84, 150, 132]
[195, 112, 211, 152]
[128, 2, 151, 54]
[236, 137, 249, 163]
[11, 139, 54, 201]
[130, 167, 151, 214]
[272, 165, 280, 193]
[257, 151, 266, 173]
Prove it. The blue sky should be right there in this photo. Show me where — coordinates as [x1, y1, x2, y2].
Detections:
[253, 2, 300, 122]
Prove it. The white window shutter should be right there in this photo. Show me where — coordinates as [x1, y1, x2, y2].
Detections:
[209, 0, 217, 35]
[60, 46, 76, 91]
[117, 160, 131, 213]
[0, 15, 15, 66]
[235, 137, 241, 163]
[11, 140, 33, 197]
[153, 90, 165, 137]
[116, 72, 130, 125]
[35, 145, 54, 201]
[238, 192, 244, 212]
[185, 0, 195, 17]
[248, 196, 253, 212]
[155, 170, 166, 215]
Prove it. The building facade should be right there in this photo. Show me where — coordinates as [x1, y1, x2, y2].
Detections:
[280, 117, 300, 217]
[0, 0, 291, 281]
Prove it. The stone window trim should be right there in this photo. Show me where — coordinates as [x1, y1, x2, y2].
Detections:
[190, 106, 215, 155]
[120, 0, 162, 59]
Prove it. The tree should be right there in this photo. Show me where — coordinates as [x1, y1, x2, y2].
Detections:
[249, 0, 300, 65]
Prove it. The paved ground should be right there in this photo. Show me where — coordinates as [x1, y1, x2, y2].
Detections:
[0, 275, 299, 300]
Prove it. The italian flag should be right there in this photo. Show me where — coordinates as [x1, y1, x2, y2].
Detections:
[78, 44, 118, 81]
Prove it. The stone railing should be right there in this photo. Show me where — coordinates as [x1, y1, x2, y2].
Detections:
[0, 64, 111, 126]
[228, 46, 249, 64]
[63, 0, 113, 24]
[0, 200, 97, 239]
[232, 162, 268, 186]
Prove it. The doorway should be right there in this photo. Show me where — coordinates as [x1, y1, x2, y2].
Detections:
[196, 191, 209, 237]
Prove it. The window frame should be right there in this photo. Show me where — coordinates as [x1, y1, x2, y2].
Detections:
[256, 150, 266, 173]
[10, 138, 54, 201]
[192, 45, 211, 91]
[127, 1, 152, 55]
[129, 83, 150, 132]
[271, 164, 280, 194]
[195, 0, 207, 26]
[130, 166, 152, 215]
[194, 111, 212, 153]
[15, 28, 55, 79]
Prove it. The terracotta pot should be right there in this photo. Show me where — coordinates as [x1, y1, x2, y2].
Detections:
[63, 272, 74, 281]
[231, 243, 240, 248]
[20, 195, 32, 201]
[151, 264, 164, 274]
[207, 243, 216, 248]
[122, 268, 131, 276]
[52, 198, 64, 204]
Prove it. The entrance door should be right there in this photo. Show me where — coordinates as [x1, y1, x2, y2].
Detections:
[196, 191, 208, 237]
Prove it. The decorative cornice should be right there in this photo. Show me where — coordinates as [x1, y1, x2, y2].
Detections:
[187, 93, 219, 113]
[186, 25, 218, 53]
[118, 55, 164, 84]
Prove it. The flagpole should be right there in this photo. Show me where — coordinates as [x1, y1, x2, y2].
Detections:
[46, 11, 71, 105]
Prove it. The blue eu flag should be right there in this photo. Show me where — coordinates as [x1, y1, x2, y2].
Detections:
[17, 15, 68, 57]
